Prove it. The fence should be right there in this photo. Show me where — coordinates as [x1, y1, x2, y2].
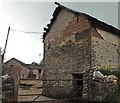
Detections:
[2, 78, 120, 103]
[18, 79, 85, 103]
[2, 77, 18, 102]
[18, 78, 120, 103]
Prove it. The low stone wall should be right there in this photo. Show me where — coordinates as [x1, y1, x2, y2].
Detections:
[90, 78, 118, 101]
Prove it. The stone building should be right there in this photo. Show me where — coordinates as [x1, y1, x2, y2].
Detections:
[26, 62, 43, 79]
[42, 3, 120, 101]
[4, 58, 42, 79]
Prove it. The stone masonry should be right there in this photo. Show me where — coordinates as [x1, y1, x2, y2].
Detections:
[42, 3, 120, 101]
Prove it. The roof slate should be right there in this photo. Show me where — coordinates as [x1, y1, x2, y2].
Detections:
[5, 58, 42, 70]
[43, 2, 120, 41]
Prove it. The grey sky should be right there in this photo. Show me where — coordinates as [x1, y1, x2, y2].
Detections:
[0, 2, 118, 64]
[62, 2, 118, 27]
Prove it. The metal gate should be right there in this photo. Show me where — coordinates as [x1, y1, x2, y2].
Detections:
[18, 79, 83, 103]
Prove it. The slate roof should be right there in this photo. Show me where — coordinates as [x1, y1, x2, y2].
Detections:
[5, 57, 26, 67]
[26, 64, 42, 70]
[43, 2, 120, 41]
[5, 58, 42, 70]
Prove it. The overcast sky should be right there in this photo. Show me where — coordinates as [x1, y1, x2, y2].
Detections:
[0, 1, 119, 64]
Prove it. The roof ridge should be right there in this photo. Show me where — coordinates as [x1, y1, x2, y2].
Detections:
[5, 58, 31, 68]
[43, 2, 120, 41]
[5, 58, 41, 69]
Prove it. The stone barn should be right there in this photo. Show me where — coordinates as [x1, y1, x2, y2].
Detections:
[42, 3, 120, 101]
[4, 58, 42, 79]
[4, 58, 30, 79]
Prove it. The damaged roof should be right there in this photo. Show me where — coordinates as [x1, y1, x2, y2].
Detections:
[43, 2, 120, 41]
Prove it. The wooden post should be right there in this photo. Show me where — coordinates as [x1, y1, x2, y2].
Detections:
[13, 75, 18, 102]
[3, 27, 10, 55]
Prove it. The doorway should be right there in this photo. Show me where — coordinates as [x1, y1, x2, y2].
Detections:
[72, 73, 83, 98]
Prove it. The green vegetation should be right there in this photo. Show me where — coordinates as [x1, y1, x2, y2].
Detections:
[100, 70, 120, 92]
[100, 69, 120, 102]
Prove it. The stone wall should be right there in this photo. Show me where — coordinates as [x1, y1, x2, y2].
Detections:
[91, 27, 120, 70]
[21, 65, 30, 79]
[90, 78, 118, 101]
[43, 28, 91, 98]
[43, 8, 120, 100]
[44, 9, 91, 48]
[4, 59, 30, 79]
[4, 59, 22, 78]
[89, 27, 120, 101]
[43, 8, 92, 98]
[96, 28, 119, 45]
[44, 9, 75, 48]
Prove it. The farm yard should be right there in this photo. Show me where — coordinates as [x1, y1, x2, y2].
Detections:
[1, 2, 120, 103]
[18, 79, 74, 103]
[2, 72, 120, 103]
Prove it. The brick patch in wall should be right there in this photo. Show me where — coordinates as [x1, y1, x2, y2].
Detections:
[63, 16, 90, 36]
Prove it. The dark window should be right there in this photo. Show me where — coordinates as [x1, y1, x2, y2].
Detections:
[22, 74, 24, 79]
[33, 74, 36, 79]
[38, 69, 41, 73]
[11, 65, 14, 68]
